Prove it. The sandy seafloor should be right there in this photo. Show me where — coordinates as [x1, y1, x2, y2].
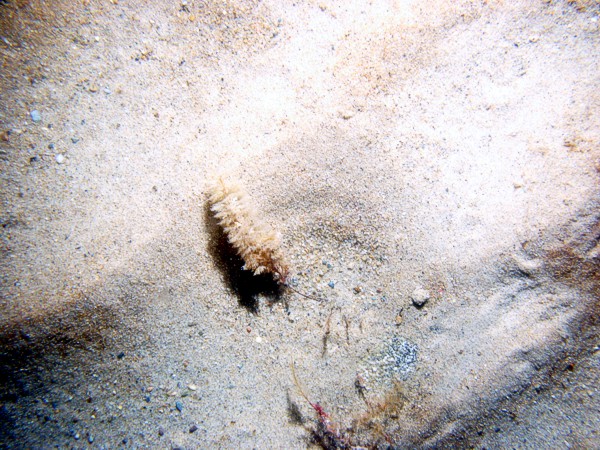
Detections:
[0, 0, 599, 448]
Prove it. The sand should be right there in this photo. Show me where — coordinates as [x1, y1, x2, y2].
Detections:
[0, 0, 598, 448]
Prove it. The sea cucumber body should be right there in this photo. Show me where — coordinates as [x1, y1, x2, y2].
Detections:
[208, 178, 288, 283]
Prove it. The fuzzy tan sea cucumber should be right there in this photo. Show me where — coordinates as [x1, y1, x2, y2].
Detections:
[207, 176, 289, 284]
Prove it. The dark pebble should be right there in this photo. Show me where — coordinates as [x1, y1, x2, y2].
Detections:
[71, 137, 80, 143]
[117, 352, 125, 359]
[189, 425, 198, 433]
[48, 143, 55, 149]
[88, 434, 94, 443]
[158, 427, 165, 436]
[145, 395, 151, 403]
[175, 401, 183, 412]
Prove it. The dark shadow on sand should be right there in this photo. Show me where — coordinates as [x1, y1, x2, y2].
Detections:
[0, 297, 134, 447]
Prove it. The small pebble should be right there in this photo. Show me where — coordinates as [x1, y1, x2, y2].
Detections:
[71, 136, 80, 144]
[88, 434, 94, 444]
[340, 110, 355, 120]
[48, 143, 55, 150]
[175, 401, 183, 412]
[189, 425, 198, 433]
[328, 281, 335, 288]
[158, 426, 165, 436]
[74, 432, 80, 440]
[187, 384, 197, 391]
[117, 352, 125, 359]
[55, 154, 65, 164]
[30, 110, 41, 122]
[411, 287, 430, 307]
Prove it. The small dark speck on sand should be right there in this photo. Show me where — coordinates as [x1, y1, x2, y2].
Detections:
[176, 401, 183, 412]
[189, 424, 198, 433]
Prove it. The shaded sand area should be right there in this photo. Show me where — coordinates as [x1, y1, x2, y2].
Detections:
[0, 0, 598, 448]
